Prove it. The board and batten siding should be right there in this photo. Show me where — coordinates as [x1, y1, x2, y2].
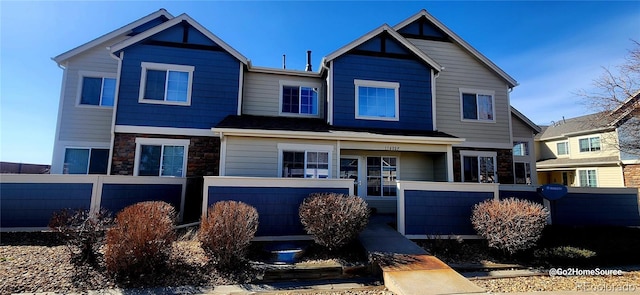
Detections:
[223, 136, 338, 177]
[57, 38, 126, 143]
[242, 71, 324, 117]
[408, 39, 511, 145]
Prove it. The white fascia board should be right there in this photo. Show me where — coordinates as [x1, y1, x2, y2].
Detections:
[454, 141, 513, 149]
[248, 66, 322, 78]
[394, 10, 518, 88]
[109, 14, 248, 65]
[324, 24, 443, 72]
[116, 125, 216, 137]
[511, 107, 541, 133]
[212, 127, 464, 145]
[53, 9, 173, 64]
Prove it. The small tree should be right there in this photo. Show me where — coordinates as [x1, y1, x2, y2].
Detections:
[299, 193, 369, 250]
[48, 208, 113, 266]
[471, 198, 548, 255]
[199, 201, 259, 268]
[105, 201, 176, 277]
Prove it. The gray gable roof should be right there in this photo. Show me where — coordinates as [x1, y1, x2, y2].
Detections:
[536, 112, 613, 140]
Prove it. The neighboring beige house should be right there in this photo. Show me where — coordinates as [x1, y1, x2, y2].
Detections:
[535, 96, 640, 188]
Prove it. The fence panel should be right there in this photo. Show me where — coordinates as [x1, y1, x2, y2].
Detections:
[553, 188, 640, 226]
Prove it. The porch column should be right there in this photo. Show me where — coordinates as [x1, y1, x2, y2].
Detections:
[447, 145, 454, 182]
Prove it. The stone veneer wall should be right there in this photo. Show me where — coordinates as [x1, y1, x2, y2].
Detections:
[623, 164, 640, 188]
[452, 148, 514, 184]
[111, 133, 220, 177]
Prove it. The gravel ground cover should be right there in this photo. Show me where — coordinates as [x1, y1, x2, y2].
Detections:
[474, 271, 640, 293]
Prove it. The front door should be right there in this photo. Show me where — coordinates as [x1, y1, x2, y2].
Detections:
[340, 156, 362, 196]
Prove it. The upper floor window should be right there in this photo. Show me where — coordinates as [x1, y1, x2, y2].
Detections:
[134, 138, 190, 177]
[354, 79, 399, 121]
[278, 144, 332, 179]
[64, 147, 109, 174]
[579, 136, 600, 152]
[460, 89, 495, 122]
[79, 73, 116, 107]
[139, 62, 194, 106]
[557, 142, 569, 155]
[513, 141, 529, 156]
[461, 151, 497, 183]
[281, 84, 319, 115]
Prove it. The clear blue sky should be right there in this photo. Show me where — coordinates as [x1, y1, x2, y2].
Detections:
[1, 1, 639, 165]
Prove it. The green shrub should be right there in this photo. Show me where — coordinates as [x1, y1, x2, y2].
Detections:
[105, 201, 176, 277]
[199, 201, 258, 268]
[534, 246, 597, 265]
[48, 208, 113, 266]
[299, 192, 369, 250]
[471, 198, 548, 255]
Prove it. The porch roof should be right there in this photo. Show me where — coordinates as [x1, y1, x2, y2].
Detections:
[536, 156, 620, 170]
[213, 115, 463, 145]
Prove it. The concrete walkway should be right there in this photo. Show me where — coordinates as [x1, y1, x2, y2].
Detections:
[358, 216, 485, 295]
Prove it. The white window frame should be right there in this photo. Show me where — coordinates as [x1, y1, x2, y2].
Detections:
[577, 168, 598, 187]
[278, 80, 322, 117]
[63, 146, 110, 175]
[460, 150, 498, 183]
[138, 62, 194, 106]
[459, 88, 496, 123]
[365, 155, 399, 198]
[133, 138, 190, 177]
[578, 136, 601, 153]
[76, 71, 116, 108]
[513, 161, 532, 185]
[354, 79, 400, 121]
[513, 141, 529, 156]
[277, 143, 333, 178]
[556, 141, 570, 156]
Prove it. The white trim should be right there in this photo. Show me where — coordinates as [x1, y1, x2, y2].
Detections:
[577, 135, 602, 153]
[354, 79, 400, 121]
[138, 62, 194, 106]
[327, 60, 334, 125]
[63, 146, 111, 175]
[277, 143, 334, 179]
[325, 24, 442, 71]
[107, 51, 124, 175]
[397, 181, 405, 234]
[237, 62, 244, 116]
[576, 168, 598, 187]
[447, 145, 454, 182]
[511, 107, 541, 133]
[52, 64, 69, 174]
[76, 71, 117, 108]
[556, 141, 570, 157]
[459, 88, 496, 123]
[364, 155, 399, 198]
[133, 137, 190, 177]
[393, 9, 517, 87]
[431, 68, 437, 130]
[115, 125, 215, 137]
[278, 80, 323, 118]
[219, 134, 227, 176]
[54, 9, 174, 64]
[109, 14, 248, 64]
[455, 141, 512, 149]
[248, 66, 321, 77]
[460, 150, 498, 183]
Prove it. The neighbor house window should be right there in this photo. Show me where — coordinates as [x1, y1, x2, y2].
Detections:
[578, 169, 597, 187]
[366, 156, 397, 197]
[579, 137, 600, 152]
[557, 142, 569, 155]
[513, 141, 529, 156]
[64, 148, 109, 174]
[514, 162, 531, 185]
[279, 144, 332, 179]
[79, 74, 116, 107]
[460, 89, 495, 122]
[281, 83, 319, 115]
[134, 138, 189, 177]
[139, 62, 194, 105]
[355, 79, 399, 121]
[461, 151, 497, 183]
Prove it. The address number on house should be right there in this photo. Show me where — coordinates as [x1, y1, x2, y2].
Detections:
[384, 146, 400, 151]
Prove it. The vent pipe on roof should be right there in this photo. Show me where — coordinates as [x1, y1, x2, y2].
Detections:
[305, 50, 312, 71]
[283, 54, 286, 69]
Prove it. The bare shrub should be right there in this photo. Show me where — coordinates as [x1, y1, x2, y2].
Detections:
[199, 201, 259, 268]
[48, 208, 113, 266]
[105, 201, 176, 277]
[471, 198, 548, 255]
[299, 192, 369, 250]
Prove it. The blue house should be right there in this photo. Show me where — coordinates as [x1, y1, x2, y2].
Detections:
[51, 9, 540, 213]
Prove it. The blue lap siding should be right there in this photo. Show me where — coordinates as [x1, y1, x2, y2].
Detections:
[403, 190, 494, 235]
[101, 183, 183, 215]
[332, 54, 433, 131]
[0, 183, 93, 227]
[115, 23, 240, 129]
[207, 186, 349, 236]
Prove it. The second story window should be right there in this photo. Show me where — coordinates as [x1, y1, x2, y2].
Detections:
[557, 142, 569, 155]
[513, 141, 529, 156]
[460, 89, 495, 122]
[281, 85, 318, 115]
[579, 137, 600, 152]
[354, 79, 399, 121]
[79, 74, 116, 107]
[139, 62, 194, 106]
